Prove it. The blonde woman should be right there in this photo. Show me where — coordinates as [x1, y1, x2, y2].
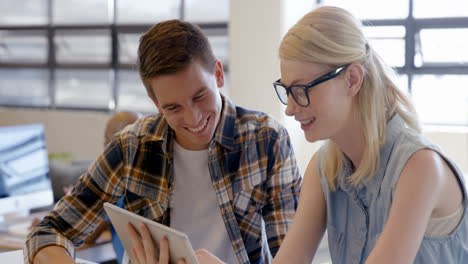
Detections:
[272, 6, 468, 264]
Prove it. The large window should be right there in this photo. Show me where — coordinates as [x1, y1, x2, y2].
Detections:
[0, 0, 229, 113]
[320, 0, 468, 126]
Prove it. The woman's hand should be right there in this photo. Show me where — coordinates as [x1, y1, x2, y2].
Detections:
[127, 222, 185, 264]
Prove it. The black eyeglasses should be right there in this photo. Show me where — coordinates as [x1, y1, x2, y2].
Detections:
[273, 64, 349, 107]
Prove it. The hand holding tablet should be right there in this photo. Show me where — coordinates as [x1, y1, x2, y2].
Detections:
[127, 223, 186, 264]
[103, 202, 199, 264]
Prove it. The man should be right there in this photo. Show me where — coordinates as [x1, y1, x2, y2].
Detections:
[25, 20, 301, 264]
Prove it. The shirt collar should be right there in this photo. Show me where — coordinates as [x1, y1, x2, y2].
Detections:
[210, 94, 237, 150]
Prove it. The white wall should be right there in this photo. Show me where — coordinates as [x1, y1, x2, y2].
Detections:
[0, 107, 111, 161]
[424, 128, 468, 175]
[229, 0, 320, 173]
[229, 0, 284, 119]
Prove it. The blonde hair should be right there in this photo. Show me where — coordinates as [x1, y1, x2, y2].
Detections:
[279, 6, 421, 190]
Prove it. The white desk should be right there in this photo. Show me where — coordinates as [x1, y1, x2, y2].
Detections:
[0, 250, 98, 264]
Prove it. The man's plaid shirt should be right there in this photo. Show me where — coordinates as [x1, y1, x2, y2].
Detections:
[24, 96, 302, 264]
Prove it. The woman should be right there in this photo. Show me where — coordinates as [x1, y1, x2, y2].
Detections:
[272, 5, 468, 264]
[129, 6, 468, 264]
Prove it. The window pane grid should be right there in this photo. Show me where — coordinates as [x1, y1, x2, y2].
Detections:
[0, 0, 228, 113]
[318, 0, 468, 126]
[53, 0, 111, 25]
[116, 0, 180, 24]
[0, 0, 48, 25]
[0, 68, 50, 106]
[55, 30, 112, 64]
[416, 28, 468, 66]
[0, 30, 48, 64]
[414, 0, 468, 18]
[321, 0, 409, 19]
[363, 26, 406, 67]
[54, 69, 113, 108]
[116, 70, 155, 113]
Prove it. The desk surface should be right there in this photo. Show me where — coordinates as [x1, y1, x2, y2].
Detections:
[0, 250, 98, 264]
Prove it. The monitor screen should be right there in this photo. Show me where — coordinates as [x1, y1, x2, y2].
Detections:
[0, 124, 53, 217]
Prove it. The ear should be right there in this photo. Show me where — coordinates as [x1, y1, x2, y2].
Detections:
[345, 63, 364, 97]
[214, 60, 225, 88]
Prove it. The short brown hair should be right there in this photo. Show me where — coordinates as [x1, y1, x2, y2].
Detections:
[137, 20, 217, 99]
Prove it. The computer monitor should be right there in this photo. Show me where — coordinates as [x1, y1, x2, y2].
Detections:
[0, 124, 54, 220]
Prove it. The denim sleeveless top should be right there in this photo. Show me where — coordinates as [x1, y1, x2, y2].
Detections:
[318, 115, 468, 264]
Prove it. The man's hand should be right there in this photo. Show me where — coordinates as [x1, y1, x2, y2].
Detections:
[127, 222, 185, 264]
[126, 223, 226, 264]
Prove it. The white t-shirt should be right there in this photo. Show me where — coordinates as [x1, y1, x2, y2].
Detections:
[170, 141, 238, 264]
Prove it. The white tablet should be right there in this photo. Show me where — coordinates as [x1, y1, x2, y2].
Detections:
[103, 202, 199, 264]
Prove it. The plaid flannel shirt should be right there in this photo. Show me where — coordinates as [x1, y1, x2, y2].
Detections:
[24, 95, 302, 264]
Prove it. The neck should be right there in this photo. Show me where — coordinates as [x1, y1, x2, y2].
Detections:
[330, 114, 365, 171]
